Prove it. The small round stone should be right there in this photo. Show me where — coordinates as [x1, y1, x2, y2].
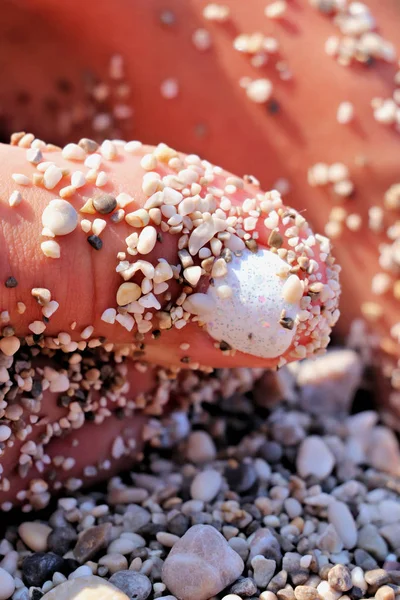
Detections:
[0, 425, 12, 442]
[19, 522, 52, 552]
[0, 336, 20, 356]
[22, 552, 65, 587]
[109, 571, 152, 600]
[42, 200, 78, 236]
[328, 564, 352, 592]
[137, 226, 157, 255]
[40, 576, 129, 600]
[190, 469, 222, 502]
[117, 282, 142, 306]
[186, 431, 217, 463]
[47, 526, 77, 556]
[0, 567, 15, 600]
[93, 194, 117, 215]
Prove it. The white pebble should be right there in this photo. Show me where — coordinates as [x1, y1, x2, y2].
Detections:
[0, 425, 12, 442]
[297, 436, 335, 480]
[43, 165, 63, 190]
[190, 469, 222, 502]
[8, 191, 22, 207]
[328, 500, 357, 549]
[246, 79, 273, 104]
[205, 250, 300, 359]
[12, 174, 30, 186]
[0, 567, 15, 600]
[41, 240, 61, 259]
[282, 274, 304, 304]
[68, 565, 93, 580]
[42, 200, 78, 236]
[337, 101, 354, 124]
[101, 308, 117, 324]
[71, 171, 86, 188]
[137, 226, 157, 255]
[62, 143, 86, 161]
[265, 0, 287, 19]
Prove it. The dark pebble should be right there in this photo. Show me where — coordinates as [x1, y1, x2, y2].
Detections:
[93, 193, 117, 215]
[47, 525, 77, 555]
[109, 571, 152, 600]
[230, 577, 258, 597]
[225, 462, 257, 493]
[31, 590, 44, 600]
[283, 553, 309, 585]
[167, 513, 189, 537]
[5, 276, 18, 288]
[258, 441, 283, 463]
[351, 586, 365, 600]
[328, 564, 352, 592]
[389, 572, 400, 584]
[73, 522, 111, 563]
[22, 552, 65, 587]
[137, 522, 165, 537]
[87, 234, 103, 250]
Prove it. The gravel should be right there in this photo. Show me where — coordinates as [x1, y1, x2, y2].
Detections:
[0, 349, 399, 600]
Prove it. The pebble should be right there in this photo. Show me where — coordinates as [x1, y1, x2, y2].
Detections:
[294, 586, 320, 600]
[137, 226, 157, 255]
[41, 576, 129, 600]
[18, 522, 52, 552]
[317, 524, 343, 554]
[161, 525, 244, 600]
[186, 431, 217, 463]
[328, 564, 352, 592]
[42, 200, 78, 236]
[0, 567, 15, 600]
[22, 552, 65, 587]
[93, 194, 117, 214]
[380, 523, 400, 549]
[62, 143, 86, 161]
[43, 165, 63, 189]
[249, 529, 282, 562]
[190, 469, 222, 502]
[69, 565, 93, 579]
[98, 553, 128, 574]
[73, 523, 112, 563]
[47, 526, 77, 555]
[316, 580, 341, 600]
[87, 234, 103, 250]
[108, 537, 144, 554]
[251, 555, 276, 588]
[109, 571, 152, 600]
[123, 505, 151, 533]
[358, 524, 389, 561]
[230, 576, 257, 597]
[296, 436, 335, 480]
[328, 500, 357, 549]
[375, 585, 395, 600]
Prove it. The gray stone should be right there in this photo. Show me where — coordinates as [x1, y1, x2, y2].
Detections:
[358, 525, 389, 561]
[249, 528, 282, 563]
[109, 571, 152, 600]
[230, 577, 257, 597]
[161, 524, 244, 600]
[251, 555, 276, 588]
[317, 524, 343, 554]
[380, 524, 400, 550]
[123, 505, 151, 533]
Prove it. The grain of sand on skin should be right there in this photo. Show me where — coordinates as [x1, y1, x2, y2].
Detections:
[0, 347, 398, 600]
